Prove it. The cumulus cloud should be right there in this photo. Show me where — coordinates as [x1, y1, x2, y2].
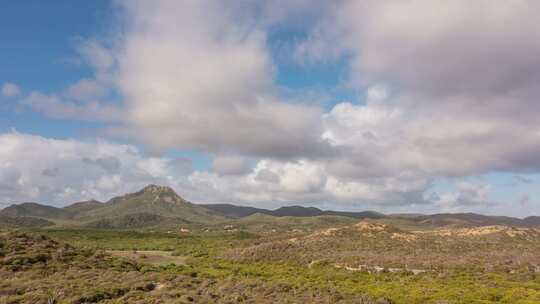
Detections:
[188, 0, 540, 211]
[1, 82, 21, 97]
[9, 1, 540, 214]
[0, 132, 192, 206]
[295, 0, 540, 177]
[65, 78, 108, 101]
[190, 158, 430, 210]
[428, 182, 493, 212]
[21, 91, 121, 122]
[211, 156, 251, 176]
[110, 0, 329, 158]
[18, 1, 329, 159]
[298, 1, 540, 96]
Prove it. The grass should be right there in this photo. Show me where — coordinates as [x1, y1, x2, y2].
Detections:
[107, 250, 187, 266]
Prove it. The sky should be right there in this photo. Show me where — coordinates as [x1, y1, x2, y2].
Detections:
[1, 0, 539, 217]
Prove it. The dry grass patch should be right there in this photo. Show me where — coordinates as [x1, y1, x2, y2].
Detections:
[107, 250, 187, 266]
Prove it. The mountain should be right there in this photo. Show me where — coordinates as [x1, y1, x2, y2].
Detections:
[202, 204, 271, 218]
[77, 185, 224, 224]
[523, 216, 540, 226]
[0, 215, 55, 228]
[1, 185, 539, 229]
[271, 206, 323, 217]
[409, 213, 525, 227]
[0, 202, 72, 219]
[203, 204, 384, 219]
[83, 212, 190, 229]
[0, 185, 225, 228]
[63, 200, 105, 214]
[230, 213, 358, 233]
[317, 210, 385, 219]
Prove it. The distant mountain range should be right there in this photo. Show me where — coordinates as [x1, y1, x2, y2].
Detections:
[0, 185, 224, 229]
[0, 184, 539, 229]
[202, 204, 384, 219]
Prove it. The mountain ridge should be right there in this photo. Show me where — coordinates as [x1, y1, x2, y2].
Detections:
[1, 184, 539, 229]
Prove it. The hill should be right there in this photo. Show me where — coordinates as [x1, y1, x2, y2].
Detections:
[203, 204, 384, 220]
[63, 199, 105, 213]
[83, 212, 191, 229]
[77, 185, 224, 224]
[201, 204, 271, 218]
[229, 220, 540, 271]
[1, 185, 539, 230]
[0, 202, 72, 219]
[410, 213, 525, 227]
[0, 215, 55, 228]
[225, 213, 358, 233]
[0, 185, 225, 228]
[524, 216, 540, 226]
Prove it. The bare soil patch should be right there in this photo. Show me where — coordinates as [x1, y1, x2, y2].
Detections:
[107, 250, 187, 266]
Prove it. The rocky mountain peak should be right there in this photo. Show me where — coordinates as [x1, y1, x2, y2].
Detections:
[142, 184, 175, 194]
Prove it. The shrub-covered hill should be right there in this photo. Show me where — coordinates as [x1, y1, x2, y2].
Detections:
[0, 185, 226, 229]
[2, 184, 540, 231]
[0, 215, 54, 229]
[0, 232, 381, 304]
[82, 212, 191, 230]
[228, 221, 540, 271]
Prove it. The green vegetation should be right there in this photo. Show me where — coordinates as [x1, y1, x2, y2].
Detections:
[0, 215, 54, 229]
[2, 184, 539, 232]
[2, 223, 539, 303]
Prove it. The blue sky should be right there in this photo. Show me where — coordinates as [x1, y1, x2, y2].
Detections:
[1, 1, 539, 216]
[0, 1, 110, 137]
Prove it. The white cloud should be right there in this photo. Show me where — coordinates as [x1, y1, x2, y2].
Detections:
[65, 78, 107, 101]
[21, 91, 121, 122]
[0, 131, 537, 216]
[109, 0, 328, 157]
[211, 156, 251, 176]
[19, 1, 329, 158]
[0, 132, 192, 206]
[298, 1, 540, 97]
[428, 182, 493, 212]
[295, 0, 540, 178]
[1, 82, 21, 97]
[9, 1, 540, 214]
[189, 158, 430, 210]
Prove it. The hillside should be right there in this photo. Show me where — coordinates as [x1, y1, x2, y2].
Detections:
[1, 185, 540, 230]
[0, 231, 381, 304]
[63, 199, 105, 213]
[201, 204, 271, 218]
[0, 202, 72, 219]
[203, 204, 385, 220]
[0, 185, 225, 228]
[0, 215, 55, 228]
[229, 220, 540, 271]
[410, 213, 525, 227]
[83, 212, 191, 229]
[225, 213, 358, 233]
[76, 185, 225, 224]
[524, 216, 540, 226]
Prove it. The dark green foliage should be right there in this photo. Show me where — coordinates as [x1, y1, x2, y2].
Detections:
[0, 203, 71, 219]
[0, 231, 380, 303]
[203, 203, 385, 219]
[0, 215, 55, 228]
[83, 212, 190, 229]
